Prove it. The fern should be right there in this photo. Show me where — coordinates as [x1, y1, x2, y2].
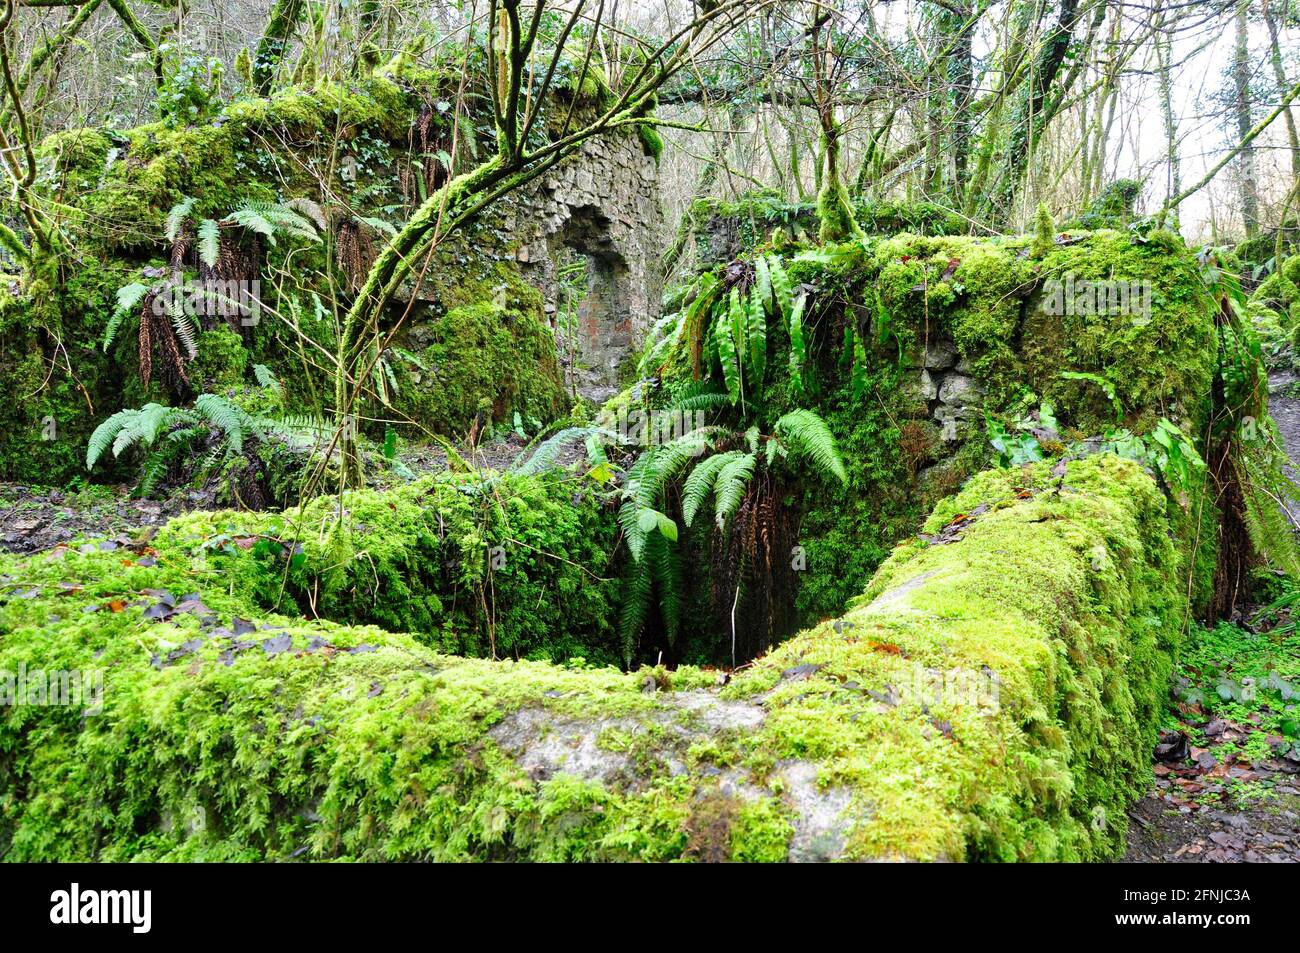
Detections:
[511, 425, 618, 476]
[165, 196, 196, 242]
[358, 216, 398, 238]
[775, 409, 848, 484]
[788, 289, 807, 397]
[285, 197, 328, 231]
[167, 296, 198, 360]
[252, 363, 284, 397]
[768, 254, 794, 320]
[87, 403, 191, 469]
[86, 408, 142, 469]
[104, 281, 150, 351]
[647, 530, 684, 648]
[1061, 370, 1123, 420]
[618, 549, 654, 665]
[728, 287, 747, 403]
[225, 206, 277, 243]
[713, 452, 757, 527]
[681, 450, 743, 526]
[196, 218, 221, 267]
[746, 283, 767, 393]
[195, 393, 256, 455]
[716, 290, 742, 404]
[673, 389, 731, 412]
[87, 392, 287, 499]
[679, 272, 720, 378]
[224, 199, 321, 247]
[754, 254, 774, 317]
[1240, 430, 1300, 576]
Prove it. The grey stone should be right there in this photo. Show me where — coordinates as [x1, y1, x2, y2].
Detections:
[920, 369, 938, 401]
[938, 373, 980, 407]
[923, 338, 958, 370]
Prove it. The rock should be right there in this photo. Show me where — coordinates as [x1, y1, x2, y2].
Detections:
[920, 369, 938, 401]
[933, 405, 965, 440]
[938, 373, 980, 408]
[923, 338, 958, 370]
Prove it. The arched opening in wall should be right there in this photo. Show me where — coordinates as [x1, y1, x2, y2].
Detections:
[543, 205, 633, 402]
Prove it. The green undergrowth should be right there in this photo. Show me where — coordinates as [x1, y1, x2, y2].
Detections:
[1172, 617, 1300, 745]
[0, 454, 1188, 860]
[148, 469, 622, 664]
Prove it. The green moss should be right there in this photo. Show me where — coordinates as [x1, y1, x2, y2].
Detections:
[393, 291, 568, 436]
[1250, 254, 1300, 337]
[1068, 179, 1144, 230]
[816, 177, 866, 245]
[638, 124, 664, 162]
[191, 327, 249, 391]
[0, 454, 1183, 860]
[869, 230, 1217, 435]
[151, 469, 620, 664]
[1031, 202, 1055, 258]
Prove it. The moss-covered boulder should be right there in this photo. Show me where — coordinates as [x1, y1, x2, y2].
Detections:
[0, 454, 1183, 860]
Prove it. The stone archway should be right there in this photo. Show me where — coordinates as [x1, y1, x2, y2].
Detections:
[509, 130, 663, 398]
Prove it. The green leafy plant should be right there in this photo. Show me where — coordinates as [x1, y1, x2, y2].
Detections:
[1060, 370, 1123, 421]
[86, 393, 324, 499]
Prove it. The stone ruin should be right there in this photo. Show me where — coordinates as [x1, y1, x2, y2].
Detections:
[506, 129, 663, 395]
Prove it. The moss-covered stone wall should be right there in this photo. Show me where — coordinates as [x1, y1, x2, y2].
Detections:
[648, 227, 1221, 633]
[0, 454, 1182, 861]
[0, 58, 662, 484]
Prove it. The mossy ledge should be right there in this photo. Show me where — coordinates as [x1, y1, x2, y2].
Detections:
[0, 454, 1180, 861]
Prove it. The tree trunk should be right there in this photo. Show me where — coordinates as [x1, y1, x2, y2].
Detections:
[1233, 1, 1261, 237]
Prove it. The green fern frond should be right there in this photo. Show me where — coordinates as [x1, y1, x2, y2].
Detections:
[713, 452, 756, 527]
[754, 254, 774, 317]
[165, 196, 196, 242]
[768, 254, 794, 321]
[728, 287, 747, 400]
[717, 291, 742, 404]
[197, 218, 221, 267]
[618, 554, 653, 665]
[682, 449, 743, 526]
[86, 409, 138, 469]
[359, 216, 398, 238]
[194, 393, 253, 455]
[747, 284, 767, 392]
[225, 206, 277, 245]
[252, 363, 284, 397]
[673, 390, 731, 412]
[104, 282, 149, 351]
[511, 425, 620, 476]
[166, 297, 198, 360]
[240, 199, 320, 242]
[1240, 440, 1300, 576]
[647, 531, 684, 648]
[775, 409, 848, 484]
[285, 197, 328, 231]
[788, 290, 807, 397]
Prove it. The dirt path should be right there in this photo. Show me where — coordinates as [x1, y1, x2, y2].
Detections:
[1120, 369, 1300, 863]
